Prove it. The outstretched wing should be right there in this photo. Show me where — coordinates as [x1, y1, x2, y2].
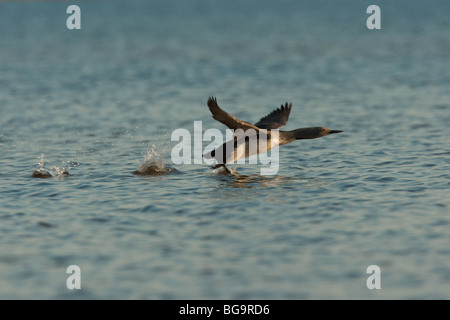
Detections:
[254, 102, 292, 129]
[207, 97, 260, 131]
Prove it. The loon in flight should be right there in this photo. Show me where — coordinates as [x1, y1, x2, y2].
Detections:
[203, 96, 342, 173]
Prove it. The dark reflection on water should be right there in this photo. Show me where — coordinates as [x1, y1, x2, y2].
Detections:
[209, 171, 330, 194]
[216, 173, 296, 189]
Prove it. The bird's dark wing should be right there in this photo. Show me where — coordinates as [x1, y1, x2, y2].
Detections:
[254, 102, 292, 129]
[207, 97, 260, 131]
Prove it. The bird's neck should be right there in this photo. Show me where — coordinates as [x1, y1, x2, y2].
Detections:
[276, 128, 322, 146]
[290, 127, 322, 140]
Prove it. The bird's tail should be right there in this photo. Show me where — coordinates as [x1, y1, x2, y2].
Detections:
[213, 164, 231, 174]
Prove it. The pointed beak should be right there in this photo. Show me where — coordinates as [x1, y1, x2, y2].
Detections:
[329, 130, 343, 134]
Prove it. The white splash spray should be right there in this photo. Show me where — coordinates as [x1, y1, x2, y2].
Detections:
[134, 145, 176, 176]
[32, 153, 78, 178]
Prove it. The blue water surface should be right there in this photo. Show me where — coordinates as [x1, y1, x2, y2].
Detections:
[0, 0, 449, 299]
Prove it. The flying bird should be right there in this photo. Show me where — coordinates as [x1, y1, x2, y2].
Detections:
[203, 96, 342, 173]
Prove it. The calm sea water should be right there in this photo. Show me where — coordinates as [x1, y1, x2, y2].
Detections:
[1, 0, 449, 299]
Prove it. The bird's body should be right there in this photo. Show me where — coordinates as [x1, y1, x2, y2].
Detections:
[206, 128, 275, 164]
[203, 97, 342, 172]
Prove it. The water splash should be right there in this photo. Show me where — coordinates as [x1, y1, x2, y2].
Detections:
[31, 153, 78, 178]
[134, 145, 176, 176]
[32, 154, 52, 178]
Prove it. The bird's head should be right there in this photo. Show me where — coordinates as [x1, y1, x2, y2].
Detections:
[293, 127, 343, 139]
[319, 127, 343, 137]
